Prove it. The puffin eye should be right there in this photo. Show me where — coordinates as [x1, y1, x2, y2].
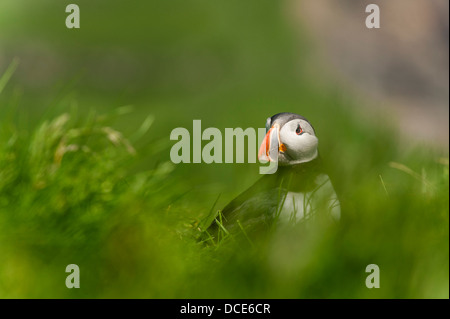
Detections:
[296, 124, 303, 135]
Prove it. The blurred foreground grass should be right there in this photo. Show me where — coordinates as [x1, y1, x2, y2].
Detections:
[0, 73, 448, 298]
[0, 0, 448, 298]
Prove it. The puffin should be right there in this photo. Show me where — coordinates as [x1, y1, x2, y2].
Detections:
[203, 112, 340, 243]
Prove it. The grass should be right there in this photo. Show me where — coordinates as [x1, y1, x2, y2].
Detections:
[0, 78, 447, 298]
[0, 0, 448, 298]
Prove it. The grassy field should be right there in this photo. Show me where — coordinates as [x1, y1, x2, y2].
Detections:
[0, 0, 448, 298]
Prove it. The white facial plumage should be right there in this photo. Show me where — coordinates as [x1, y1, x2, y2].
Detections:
[278, 119, 318, 166]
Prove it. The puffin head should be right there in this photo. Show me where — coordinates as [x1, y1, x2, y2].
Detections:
[258, 112, 318, 166]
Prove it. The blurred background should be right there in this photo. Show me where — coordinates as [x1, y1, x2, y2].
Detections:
[0, 0, 448, 298]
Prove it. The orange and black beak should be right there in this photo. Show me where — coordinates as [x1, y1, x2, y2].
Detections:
[258, 124, 285, 162]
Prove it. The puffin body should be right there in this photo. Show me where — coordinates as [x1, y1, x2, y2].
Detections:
[205, 113, 340, 240]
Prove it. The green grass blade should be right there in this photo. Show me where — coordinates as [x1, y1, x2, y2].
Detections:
[0, 58, 19, 96]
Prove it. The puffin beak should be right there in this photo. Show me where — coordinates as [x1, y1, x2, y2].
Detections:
[258, 124, 280, 162]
